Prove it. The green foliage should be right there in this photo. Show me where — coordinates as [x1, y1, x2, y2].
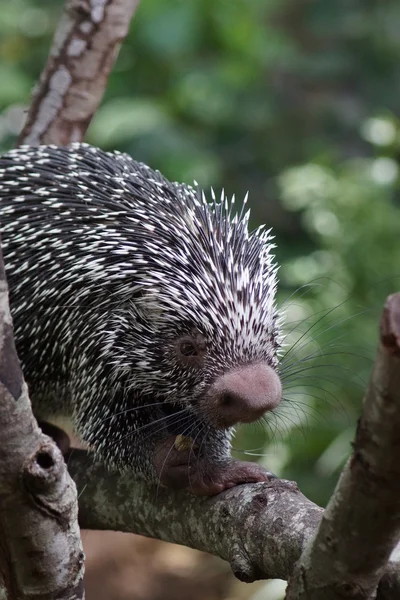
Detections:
[1, 0, 399, 507]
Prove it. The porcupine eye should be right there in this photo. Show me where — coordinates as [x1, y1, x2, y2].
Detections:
[180, 341, 198, 356]
[176, 334, 207, 366]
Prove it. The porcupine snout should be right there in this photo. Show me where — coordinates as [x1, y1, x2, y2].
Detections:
[201, 363, 282, 429]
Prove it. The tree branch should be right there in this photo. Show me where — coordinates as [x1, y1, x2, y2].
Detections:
[68, 451, 322, 582]
[17, 0, 140, 146]
[285, 293, 400, 600]
[0, 243, 84, 600]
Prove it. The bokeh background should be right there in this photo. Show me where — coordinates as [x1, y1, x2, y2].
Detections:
[1, 0, 400, 598]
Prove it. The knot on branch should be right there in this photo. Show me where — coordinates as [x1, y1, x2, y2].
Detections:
[24, 439, 65, 491]
[230, 543, 263, 583]
[23, 438, 78, 527]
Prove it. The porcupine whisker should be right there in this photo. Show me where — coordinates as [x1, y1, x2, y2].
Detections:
[280, 303, 375, 362]
[281, 365, 367, 390]
[279, 296, 348, 346]
[279, 270, 366, 311]
[151, 417, 196, 458]
[139, 413, 196, 449]
[281, 371, 366, 400]
[279, 273, 352, 312]
[277, 402, 312, 431]
[279, 396, 331, 426]
[282, 377, 353, 413]
[282, 380, 354, 406]
[190, 428, 215, 495]
[79, 416, 195, 507]
[282, 357, 368, 382]
[231, 424, 274, 457]
[98, 412, 190, 455]
[260, 411, 287, 440]
[151, 418, 197, 458]
[282, 326, 359, 359]
[270, 408, 296, 439]
[237, 450, 272, 458]
[282, 404, 316, 433]
[232, 420, 280, 457]
[262, 412, 284, 449]
[130, 414, 199, 455]
[281, 397, 332, 426]
[257, 415, 280, 449]
[94, 401, 170, 427]
[280, 356, 370, 403]
[280, 331, 368, 374]
[280, 346, 372, 375]
[279, 281, 326, 311]
[282, 392, 342, 417]
[280, 309, 376, 396]
[279, 297, 359, 358]
[282, 379, 348, 396]
[154, 418, 213, 497]
[67, 409, 190, 476]
[281, 382, 348, 415]
[269, 410, 307, 441]
[105, 409, 191, 450]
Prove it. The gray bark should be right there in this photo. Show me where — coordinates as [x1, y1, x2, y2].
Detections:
[68, 455, 322, 582]
[0, 245, 84, 600]
[17, 0, 141, 146]
[67, 450, 400, 599]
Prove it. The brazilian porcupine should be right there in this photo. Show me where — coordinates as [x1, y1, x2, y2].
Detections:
[0, 142, 282, 496]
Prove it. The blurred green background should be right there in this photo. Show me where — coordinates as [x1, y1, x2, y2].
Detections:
[1, 0, 400, 509]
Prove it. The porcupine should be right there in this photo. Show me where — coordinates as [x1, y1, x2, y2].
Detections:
[0, 142, 282, 496]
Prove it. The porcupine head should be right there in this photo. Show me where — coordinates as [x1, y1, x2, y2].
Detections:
[0, 143, 282, 496]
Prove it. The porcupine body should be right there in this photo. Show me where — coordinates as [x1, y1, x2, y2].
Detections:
[0, 143, 282, 494]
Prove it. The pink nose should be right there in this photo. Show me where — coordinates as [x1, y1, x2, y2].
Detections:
[202, 363, 282, 429]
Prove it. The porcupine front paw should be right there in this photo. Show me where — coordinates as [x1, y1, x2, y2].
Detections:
[154, 435, 276, 496]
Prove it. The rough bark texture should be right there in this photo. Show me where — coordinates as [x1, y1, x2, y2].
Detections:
[68, 446, 400, 599]
[285, 293, 400, 600]
[0, 244, 84, 600]
[68, 452, 322, 583]
[17, 0, 140, 146]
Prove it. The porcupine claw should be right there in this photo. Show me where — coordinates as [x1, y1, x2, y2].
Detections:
[154, 435, 276, 496]
[186, 459, 277, 497]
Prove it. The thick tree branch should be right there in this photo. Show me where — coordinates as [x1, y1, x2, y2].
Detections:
[68, 452, 400, 598]
[285, 293, 400, 600]
[0, 244, 84, 600]
[17, 0, 140, 146]
[68, 452, 322, 583]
